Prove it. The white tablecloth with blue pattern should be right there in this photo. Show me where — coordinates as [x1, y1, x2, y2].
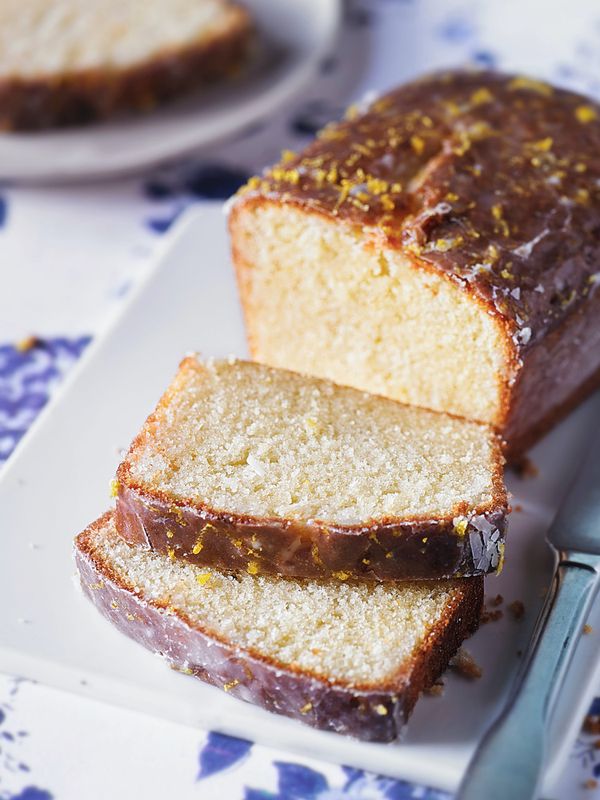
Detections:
[1, 1, 600, 797]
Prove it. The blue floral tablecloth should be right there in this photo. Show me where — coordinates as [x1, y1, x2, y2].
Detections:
[1, 1, 600, 797]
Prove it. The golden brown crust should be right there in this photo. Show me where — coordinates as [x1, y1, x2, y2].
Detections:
[115, 480, 507, 581]
[230, 69, 600, 448]
[115, 357, 508, 581]
[504, 282, 600, 458]
[0, 5, 252, 130]
[75, 512, 483, 742]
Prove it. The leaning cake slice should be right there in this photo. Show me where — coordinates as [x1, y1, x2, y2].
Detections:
[115, 356, 507, 581]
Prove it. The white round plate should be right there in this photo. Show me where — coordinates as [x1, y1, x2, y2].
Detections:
[0, 0, 340, 183]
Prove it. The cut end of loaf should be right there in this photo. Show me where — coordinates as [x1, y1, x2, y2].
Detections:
[76, 513, 482, 690]
[230, 200, 513, 430]
[120, 356, 505, 527]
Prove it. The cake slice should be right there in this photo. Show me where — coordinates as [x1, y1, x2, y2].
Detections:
[0, 0, 252, 130]
[115, 356, 507, 581]
[229, 70, 600, 458]
[75, 512, 483, 742]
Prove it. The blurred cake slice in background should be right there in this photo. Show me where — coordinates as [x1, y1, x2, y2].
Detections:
[0, 0, 253, 129]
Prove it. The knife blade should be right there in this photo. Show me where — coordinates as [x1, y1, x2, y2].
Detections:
[457, 423, 600, 800]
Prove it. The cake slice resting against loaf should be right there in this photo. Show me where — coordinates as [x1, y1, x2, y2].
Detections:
[115, 356, 507, 581]
[75, 513, 483, 742]
[0, 0, 252, 129]
[229, 69, 600, 457]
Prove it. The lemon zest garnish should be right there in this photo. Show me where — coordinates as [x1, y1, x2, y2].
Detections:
[366, 176, 389, 195]
[244, 176, 261, 192]
[507, 76, 553, 96]
[410, 135, 425, 155]
[496, 542, 506, 574]
[470, 87, 494, 106]
[575, 105, 597, 124]
[311, 543, 324, 566]
[333, 571, 350, 581]
[453, 518, 469, 536]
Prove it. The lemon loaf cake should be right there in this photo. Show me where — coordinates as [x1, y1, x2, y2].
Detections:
[75, 512, 483, 741]
[229, 69, 600, 457]
[0, 0, 252, 129]
[114, 356, 507, 581]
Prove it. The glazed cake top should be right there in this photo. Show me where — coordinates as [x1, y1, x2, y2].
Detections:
[237, 70, 600, 351]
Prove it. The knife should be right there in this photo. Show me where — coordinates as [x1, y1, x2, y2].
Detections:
[457, 425, 600, 800]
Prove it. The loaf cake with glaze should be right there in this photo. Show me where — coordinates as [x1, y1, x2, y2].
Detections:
[0, 0, 251, 130]
[114, 355, 507, 581]
[75, 512, 483, 742]
[229, 70, 600, 457]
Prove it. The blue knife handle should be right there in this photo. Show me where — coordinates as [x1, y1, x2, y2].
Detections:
[457, 553, 600, 800]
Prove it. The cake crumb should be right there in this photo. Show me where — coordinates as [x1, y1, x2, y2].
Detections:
[508, 600, 525, 620]
[583, 715, 600, 735]
[15, 335, 41, 353]
[451, 648, 482, 679]
[481, 608, 503, 624]
[511, 456, 539, 478]
[513, 504, 523, 512]
[489, 594, 503, 607]
[583, 624, 593, 634]
[583, 779, 598, 790]
[424, 681, 445, 697]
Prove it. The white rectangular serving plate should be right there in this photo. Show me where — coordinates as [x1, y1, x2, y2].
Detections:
[1, 205, 599, 793]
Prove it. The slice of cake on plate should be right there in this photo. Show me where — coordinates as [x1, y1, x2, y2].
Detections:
[114, 356, 507, 581]
[75, 512, 483, 742]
